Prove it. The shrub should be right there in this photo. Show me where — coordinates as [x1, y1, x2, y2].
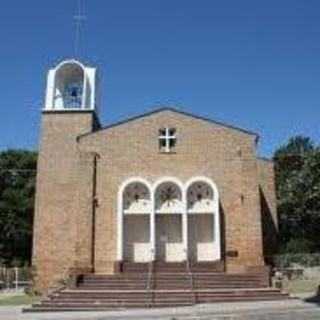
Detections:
[273, 253, 320, 268]
[280, 238, 315, 255]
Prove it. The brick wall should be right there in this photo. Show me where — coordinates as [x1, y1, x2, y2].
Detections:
[33, 109, 275, 291]
[32, 111, 96, 291]
[78, 110, 265, 274]
[258, 158, 278, 257]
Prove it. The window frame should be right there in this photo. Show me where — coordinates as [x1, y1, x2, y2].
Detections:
[158, 127, 177, 153]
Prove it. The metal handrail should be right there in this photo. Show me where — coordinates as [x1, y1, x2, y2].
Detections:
[147, 260, 153, 291]
[185, 250, 196, 304]
[146, 249, 154, 307]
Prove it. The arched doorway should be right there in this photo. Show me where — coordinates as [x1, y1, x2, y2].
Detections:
[186, 178, 220, 262]
[121, 180, 152, 262]
[154, 180, 185, 262]
[117, 176, 220, 265]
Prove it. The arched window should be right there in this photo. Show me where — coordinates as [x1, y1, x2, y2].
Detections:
[187, 181, 215, 213]
[155, 181, 183, 214]
[123, 182, 151, 214]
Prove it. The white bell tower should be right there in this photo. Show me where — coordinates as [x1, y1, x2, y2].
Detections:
[44, 59, 98, 112]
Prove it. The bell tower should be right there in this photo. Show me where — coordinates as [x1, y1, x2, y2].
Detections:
[45, 59, 97, 112]
[33, 59, 100, 291]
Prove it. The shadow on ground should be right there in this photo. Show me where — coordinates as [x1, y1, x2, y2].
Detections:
[305, 287, 320, 306]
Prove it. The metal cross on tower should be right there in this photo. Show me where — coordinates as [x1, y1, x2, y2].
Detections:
[74, 0, 87, 57]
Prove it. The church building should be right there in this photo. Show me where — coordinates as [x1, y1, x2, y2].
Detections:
[32, 59, 278, 293]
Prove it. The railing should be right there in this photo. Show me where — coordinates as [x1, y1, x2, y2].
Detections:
[186, 250, 196, 304]
[146, 249, 154, 307]
[0, 267, 31, 292]
[147, 260, 153, 291]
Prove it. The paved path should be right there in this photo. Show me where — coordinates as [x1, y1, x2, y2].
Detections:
[0, 299, 320, 320]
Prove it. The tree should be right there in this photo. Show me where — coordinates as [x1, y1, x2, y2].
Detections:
[0, 150, 37, 266]
[274, 136, 320, 253]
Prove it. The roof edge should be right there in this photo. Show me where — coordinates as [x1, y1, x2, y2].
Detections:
[77, 107, 259, 141]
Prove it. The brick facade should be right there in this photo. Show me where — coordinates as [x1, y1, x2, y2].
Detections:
[33, 108, 277, 292]
[258, 158, 279, 258]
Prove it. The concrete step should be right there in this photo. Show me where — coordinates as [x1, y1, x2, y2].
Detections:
[25, 269, 288, 313]
[24, 302, 194, 312]
[82, 273, 266, 280]
[120, 262, 224, 273]
[25, 291, 288, 313]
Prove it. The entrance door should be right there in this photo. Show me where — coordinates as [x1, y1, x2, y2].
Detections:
[188, 214, 215, 262]
[155, 214, 184, 262]
[123, 215, 150, 262]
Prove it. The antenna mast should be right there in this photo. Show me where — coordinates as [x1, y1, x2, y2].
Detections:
[74, 0, 87, 57]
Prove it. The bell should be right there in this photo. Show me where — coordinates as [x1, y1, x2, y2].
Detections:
[71, 88, 78, 97]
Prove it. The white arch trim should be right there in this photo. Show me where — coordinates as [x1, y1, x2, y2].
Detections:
[152, 176, 184, 194]
[45, 58, 98, 111]
[53, 59, 86, 111]
[153, 176, 185, 214]
[185, 176, 219, 200]
[117, 177, 153, 261]
[117, 176, 221, 262]
[118, 177, 153, 197]
[55, 59, 86, 72]
[185, 176, 219, 214]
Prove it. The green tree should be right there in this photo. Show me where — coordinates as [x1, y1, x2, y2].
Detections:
[274, 136, 320, 253]
[0, 150, 37, 266]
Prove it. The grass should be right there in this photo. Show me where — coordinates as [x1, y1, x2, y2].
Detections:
[283, 279, 320, 294]
[0, 294, 39, 306]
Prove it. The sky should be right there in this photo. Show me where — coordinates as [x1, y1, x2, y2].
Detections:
[0, 0, 320, 157]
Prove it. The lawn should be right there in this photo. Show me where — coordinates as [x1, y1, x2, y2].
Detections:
[0, 294, 39, 306]
[283, 279, 320, 294]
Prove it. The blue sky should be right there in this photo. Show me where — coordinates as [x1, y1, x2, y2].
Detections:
[0, 0, 319, 157]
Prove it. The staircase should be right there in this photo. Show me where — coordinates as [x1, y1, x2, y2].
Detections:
[121, 261, 225, 273]
[25, 264, 289, 312]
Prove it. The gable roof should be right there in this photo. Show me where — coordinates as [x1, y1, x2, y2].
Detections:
[78, 107, 259, 141]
